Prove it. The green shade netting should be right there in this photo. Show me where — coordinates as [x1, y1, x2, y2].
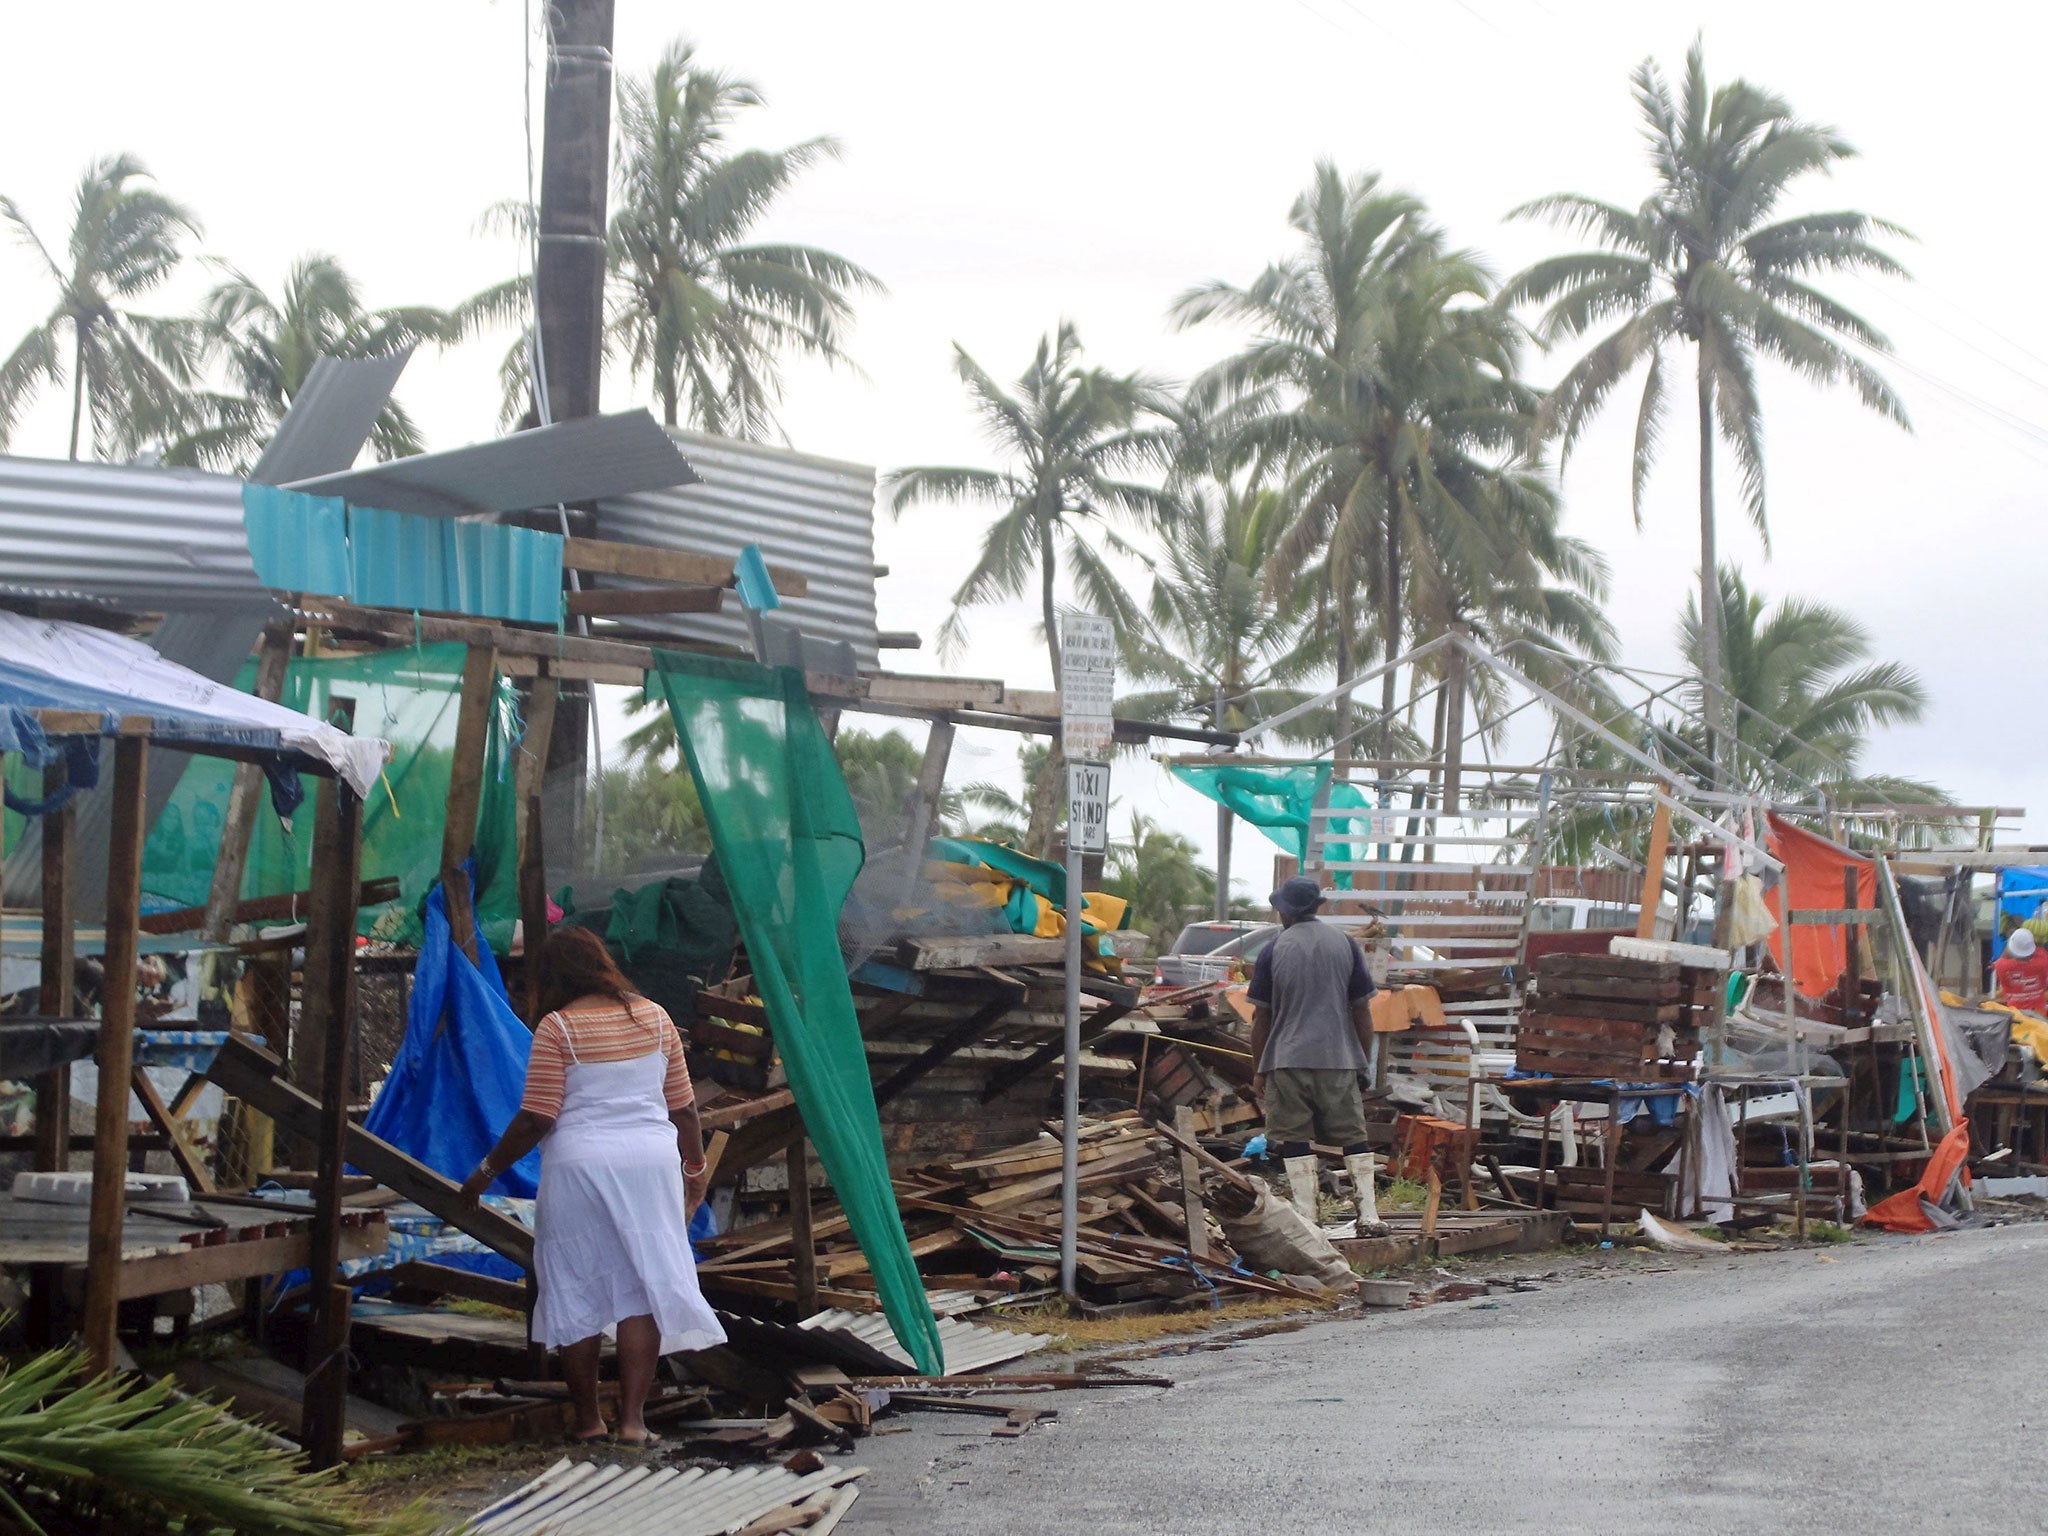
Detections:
[139, 643, 522, 950]
[648, 650, 943, 1375]
[1170, 763, 1375, 872]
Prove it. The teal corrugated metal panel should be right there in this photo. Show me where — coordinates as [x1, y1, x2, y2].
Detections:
[241, 484, 348, 593]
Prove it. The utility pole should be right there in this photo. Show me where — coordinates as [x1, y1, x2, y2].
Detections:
[533, 0, 615, 872]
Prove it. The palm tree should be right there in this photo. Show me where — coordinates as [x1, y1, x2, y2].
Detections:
[1174, 165, 1549, 762]
[1118, 472, 1328, 914]
[458, 41, 880, 437]
[162, 254, 448, 471]
[887, 323, 1174, 853]
[1103, 811, 1226, 947]
[1502, 39, 1910, 777]
[0, 154, 200, 460]
[1682, 564, 1940, 808]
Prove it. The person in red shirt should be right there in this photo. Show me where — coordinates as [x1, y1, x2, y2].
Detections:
[1994, 927, 2048, 1015]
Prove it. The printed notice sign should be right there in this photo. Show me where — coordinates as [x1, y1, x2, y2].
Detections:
[1060, 614, 1117, 763]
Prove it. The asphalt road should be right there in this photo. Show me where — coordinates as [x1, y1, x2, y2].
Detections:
[841, 1223, 2048, 1534]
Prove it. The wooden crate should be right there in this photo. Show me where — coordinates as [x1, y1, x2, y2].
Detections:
[1550, 1165, 1676, 1217]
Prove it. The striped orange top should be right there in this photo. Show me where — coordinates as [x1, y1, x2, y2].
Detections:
[520, 995, 695, 1118]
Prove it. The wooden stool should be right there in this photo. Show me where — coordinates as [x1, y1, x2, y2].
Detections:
[1390, 1114, 1480, 1233]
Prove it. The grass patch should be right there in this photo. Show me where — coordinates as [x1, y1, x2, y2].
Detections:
[344, 1441, 563, 1519]
[1380, 1177, 1429, 1212]
[1804, 1220, 1854, 1245]
[981, 1297, 1323, 1351]
[445, 1298, 524, 1321]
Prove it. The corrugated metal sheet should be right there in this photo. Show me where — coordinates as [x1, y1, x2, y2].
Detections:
[249, 350, 413, 485]
[471, 1456, 863, 1536]
[0, 455, 261, 609]
[800, 1303, 1048, 1376]
[290, 409, 699, 519]
[597, 431, 879, 668]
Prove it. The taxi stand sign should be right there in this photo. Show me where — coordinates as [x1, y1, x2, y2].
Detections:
[1067, 760, 1110, 853]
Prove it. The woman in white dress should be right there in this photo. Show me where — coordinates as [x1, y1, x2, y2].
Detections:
[461, 926, 726, 1444]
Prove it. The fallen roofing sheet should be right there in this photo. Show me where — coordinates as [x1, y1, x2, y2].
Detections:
[288, 409, 698, 519]
[470, 1456, 864, 1536]
[799, 1304, 1049, 1376]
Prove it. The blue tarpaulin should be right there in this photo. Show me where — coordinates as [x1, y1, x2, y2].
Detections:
[1995, 867, 2048, 959]
[359, 869, 540, 1198]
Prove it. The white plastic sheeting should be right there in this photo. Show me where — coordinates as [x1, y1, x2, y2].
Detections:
[0, 612, 387, 796]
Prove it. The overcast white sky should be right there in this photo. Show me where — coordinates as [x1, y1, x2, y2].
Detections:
[3, 1, 2042, 898]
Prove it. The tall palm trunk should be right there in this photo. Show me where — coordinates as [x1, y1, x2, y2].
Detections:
[1329, 582, 1354, 768]
[1379, 501, 1402, 759]
[1025, 517, 1064, 856]
[67, 322, 86, 461]
[1695, 358, 1723, 787]
[1212, 687, 1232, 921]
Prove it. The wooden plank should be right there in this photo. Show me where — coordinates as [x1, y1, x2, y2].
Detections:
[1172, 1105, 1211, 1261]
[1535, 953, 1680, 982]
[34, 756, 74, 1175]
[205, 1035, 533, 1269]
[1635, 796, 1672, 940]
[872, 972, 1027, 1109]
[901, 934, 1067, 972]
[1528, 995, 1683, 1026]
[565, 583, 726, 617]
[513, 669, 557, 1025]
[130, 1066, 216, 1195]
[562, 535, 807, 597]
[144, 877, 400, 936]
[440, 645, 498, 967]
[201, 623, 294, 943]
[1535, 975, 1680, 1003]
[788, 1139, 819, 1317]
[83, 735, 147, 1381]
[113, 1219, 385, 1300]
[302, 712, 365, 1470]
[386, 1259, 530, 1312]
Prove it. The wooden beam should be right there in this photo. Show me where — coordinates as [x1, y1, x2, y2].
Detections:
[561, 535, 807, 598]
[515, 671, 558, 1024]
[301, 699, 365, 1471]
[207, 1035, 533, 1267]
[34, 756, 75, 1176]
[873, 972, 1028, 1109]
[440, 646, 498, 967]
[113, 1219, 385, 1300]
[201, 624, 294, 944]
[30, 755, 75, 1346]
[130, 1067, 215, 1195]
[83, 734, 147, 1380]
[385, 1259, 529, 1312]
[143, 877, 399, 937]
[788, 1139, 819, 1317]
[1173, 1105, 1212, 1261]
[1635, 797, 1672, 941]
[902, 720, 954, 860]
[565, 583, 725, 617]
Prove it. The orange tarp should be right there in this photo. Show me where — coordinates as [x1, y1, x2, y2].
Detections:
[1861, 1122, 1971, 1233]
[1763, 814, 1877, 999]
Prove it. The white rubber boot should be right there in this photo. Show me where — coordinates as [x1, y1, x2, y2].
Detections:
[1345, 1151, 1390, 1238]
[1284, 1155, 1322, 1228]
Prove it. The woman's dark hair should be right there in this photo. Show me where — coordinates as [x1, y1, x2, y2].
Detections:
[535, 926, 639, 1018]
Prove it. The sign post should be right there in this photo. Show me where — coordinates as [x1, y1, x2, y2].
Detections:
[1058, 615, 1115, 1299]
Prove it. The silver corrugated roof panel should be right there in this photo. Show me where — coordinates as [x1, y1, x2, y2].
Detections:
[289, 409, 699, 519]
[0, 455, 261, 608]
[472, 1456, 864, 1536]
[250, 350, 413, 485]
[597, 431, 879, 667]
[799, 1304, 1048, 1376]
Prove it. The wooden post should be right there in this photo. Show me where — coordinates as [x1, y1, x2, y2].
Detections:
[200, 624, 294, 944]
[33, 757, 75, 1172]
[1635, 797, 1672, 940]
[441, 647, 498, 967]
[1843, 864, 1865, 1020]
[29, 757, 76, 1345]
[300, 707, 365, 1469]
[787, 1138, 819, 1318]
[515, 673, 558, 1023]
[1172, 1105, 1211, 1260]
[83, 735, 148, 1380]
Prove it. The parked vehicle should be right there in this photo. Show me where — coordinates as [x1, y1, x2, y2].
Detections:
[1152, 920, 1265, 986]
[1155, 921, 1440, 987]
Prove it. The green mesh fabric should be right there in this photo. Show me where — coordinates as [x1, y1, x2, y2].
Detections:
[1170, 762, 1375, 875]
[648, 650, 943, 1375]
[140, 643, 523, 950]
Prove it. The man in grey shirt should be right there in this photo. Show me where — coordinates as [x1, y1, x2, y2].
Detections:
[1247, 876, 1385, 1235]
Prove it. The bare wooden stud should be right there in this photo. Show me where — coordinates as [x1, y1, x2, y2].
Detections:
[788, 1138, 819, 1318]
[440, 646, 499, 966]
[33, 756, 75, 1174]
[300, 701, 364, 1470]
[201, 624, 295, 944]
[1635, 797, 1673, 941]
[82, 734, 149, 1380]
[1172, 1105, 1212, 1261]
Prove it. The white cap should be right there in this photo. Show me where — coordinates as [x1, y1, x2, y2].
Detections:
[2011, 928, 2037, 959]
